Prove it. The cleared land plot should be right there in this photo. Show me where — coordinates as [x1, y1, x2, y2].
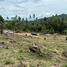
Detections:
[0, 33, 67, 67]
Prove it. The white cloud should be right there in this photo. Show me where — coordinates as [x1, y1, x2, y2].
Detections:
[38, 12, 55, 18]
[0, 0, 67, 20]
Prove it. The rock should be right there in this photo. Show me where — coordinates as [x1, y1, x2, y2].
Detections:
[15, 31, 21, 33]
[37, 64, 39, 67]
[29, 44, 41, 54]
[10, 40, 16, 43]
[3, 45, 9, 49]
[0, 42, 4, 44]
[31, 33, 38, 36]
[62, 51, 67, 57]
[54, 33, 59, 35]
[5, 46, 9, 49]
[44, 38, 46, 40]
[40, 33, 45, 35]
[20, 62, 29, 67]
[25, 34, 27, 36]
[53, 51, 57, 53]
[0, 42, 9, 49]
[66, 37, 67, 40]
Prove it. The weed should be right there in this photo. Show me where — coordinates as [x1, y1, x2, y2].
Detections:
[40, 47, 46, 56]
[19, 49, 23, 53]
[17, 56, 25, 60]
[62, 63, 67, 67]
[17, 57, 21, 60]
[0, 57, 1, 60]
[30, 64, 34, 67]
[5, 59, 15, 64]
[21, 56, 25, 60]
[21, 44, 23, 46]
[5, 60, 11, 64]
[53, 34, 57, 39]
[11, 61, 15, 64]
[30, 51, 38, 55]
[6, 52, 8, 55]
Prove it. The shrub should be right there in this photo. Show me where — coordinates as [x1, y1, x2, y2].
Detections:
[62, 63, 67, 67]
[5, 60, 11, 64]
[11, 61, 15, 64]
[5, 60, 15, 64]
[40, 47, 46, 56]
[19, 49, 23, 53]
[17, 57, 21, 60]
[49, 28, 54, 34]
[53, 34, 57, 39]
[21, 56, 25, 60]
[17, 56, 25, 60]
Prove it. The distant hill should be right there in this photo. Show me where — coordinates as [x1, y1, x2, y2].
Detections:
[36, 14, 67, 22]
[56, 14, 67, 18]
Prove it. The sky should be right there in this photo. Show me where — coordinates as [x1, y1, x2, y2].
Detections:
[0, 0, 67, 20]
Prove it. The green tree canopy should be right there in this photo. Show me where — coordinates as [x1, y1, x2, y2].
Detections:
[0, 15, 4, 34]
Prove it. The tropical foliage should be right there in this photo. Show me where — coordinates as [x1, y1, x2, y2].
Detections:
[0, 14, 67, 34]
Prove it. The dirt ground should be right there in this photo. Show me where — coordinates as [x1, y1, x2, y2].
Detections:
[0, 33, 67, 67]
[14, 32, 40, 36]
[14, 32, 31, 36]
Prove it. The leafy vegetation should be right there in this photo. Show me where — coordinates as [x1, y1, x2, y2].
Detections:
[0, 34, 66, 67]
[62, 63, 67, 67]
[0, 14, 67, 67]
[0, 14, 67, 34]
[5, 60, 15, 64]
[19, 49, 23, 53]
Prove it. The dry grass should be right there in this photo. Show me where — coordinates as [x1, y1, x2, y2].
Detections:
[0, 33, 67, 67]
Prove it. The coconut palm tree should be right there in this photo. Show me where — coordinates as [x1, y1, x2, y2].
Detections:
[33, 14, 35, 18]
[18, 16, 21, 21]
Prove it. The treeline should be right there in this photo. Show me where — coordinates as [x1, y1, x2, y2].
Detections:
[0, 14, 67, 34]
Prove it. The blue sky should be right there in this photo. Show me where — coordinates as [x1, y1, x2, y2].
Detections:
[0, 0, 67, 20]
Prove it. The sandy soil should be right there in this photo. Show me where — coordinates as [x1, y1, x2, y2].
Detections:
[14, 32, 31, 36]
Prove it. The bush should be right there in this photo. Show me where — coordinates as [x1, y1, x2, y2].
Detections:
[11, 61, 15, 64]
[5, 60, 15, 64]
[19, 49, 23, 53]
[62, 63, 67, 67]
[5, 60, 11, 64]
[53, 34, 57, 39]
[21, 56, 25, 60]
[17, 56, 25, 60]
[49, 28, 54, 34]
[40, 47, 46, 56]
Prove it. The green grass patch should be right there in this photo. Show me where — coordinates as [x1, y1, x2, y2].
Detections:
[62, 63, 67, 67]
[19, 49, 23, 53]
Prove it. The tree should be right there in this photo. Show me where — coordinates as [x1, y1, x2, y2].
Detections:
[33, 14, 35, 18]
[7, 21, 16, 31]
[40, 19, 43, 26]
[26, 17, 28, 25]
[0, 15, 4, 34]
[29, 15, 31, 21]
[15, 15, 18, 22]
[33, 14, 35, 26]
[55, 14, 57, 17]
[36, 17, 38, 22]
[43, 17, 47, 22]
[18, 16, 21, 21]
[22, 18, 24, 22]
[6, 16, 9, 20]
[60, 18, 65, 34]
